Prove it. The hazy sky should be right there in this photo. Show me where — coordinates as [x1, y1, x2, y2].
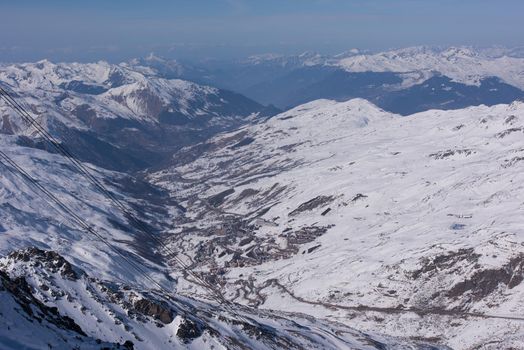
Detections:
[1, 0, 523, 62]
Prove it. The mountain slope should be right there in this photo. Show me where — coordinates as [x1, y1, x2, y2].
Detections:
[150, 99, 524, 349]
[0, 86, 442, 348]
[0, 116, 445, 349]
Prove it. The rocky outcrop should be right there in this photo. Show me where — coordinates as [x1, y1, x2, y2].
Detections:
[176, 318, 203, 342]
[447, 254, 524, 301]
[6, 247, 79, 280]
[0, 270, 85, 335]
[289, 195, 334, 216]
[132, 298, 174, 324]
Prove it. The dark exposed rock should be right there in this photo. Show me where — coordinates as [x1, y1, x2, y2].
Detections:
[255, 206, 272, 217]
[450, 223, 466, 230]
[429, 149, 475, 159]
[287, 225, 332, 246]
[351, 193, 368, 202]
[208, 188, 236, 207]
[176, 318, 203, 342]
[239, 237, 254, 246]
[505, 115, 518, 125]
[321, 207, 332, 216]
[133, 298, 174, 324]
[289, 195, 334, 216]
[447, 254, 524, 301]
[306, 245, 321, 254]
[496, 127, 524, 138]
[123, 340, 135, 349]
[233, 188, 260, 204]
[503, 156, 524, 168]
[7, 247, 79, 280]
[412, 248, 480, 279]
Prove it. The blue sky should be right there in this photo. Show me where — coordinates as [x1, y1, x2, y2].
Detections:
[1, 0, 523, 62]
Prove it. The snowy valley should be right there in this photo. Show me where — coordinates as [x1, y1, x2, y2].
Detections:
[0, 51, 523, 349]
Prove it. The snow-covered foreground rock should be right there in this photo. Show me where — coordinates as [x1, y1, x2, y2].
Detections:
[0, 267, 125, 349]
[151, 99, 524, 349]
[0, 247, 440, 349]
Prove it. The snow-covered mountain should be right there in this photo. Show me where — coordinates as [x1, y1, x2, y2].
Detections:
[0, 60, 278, 171]
[150, 99, 524, 349]
[238, 46, 524, 89]
[242, 51, 333, 68]
[146, 46, 524, 113]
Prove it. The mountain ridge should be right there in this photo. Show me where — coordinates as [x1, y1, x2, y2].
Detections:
[0, 60, 279, 172]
